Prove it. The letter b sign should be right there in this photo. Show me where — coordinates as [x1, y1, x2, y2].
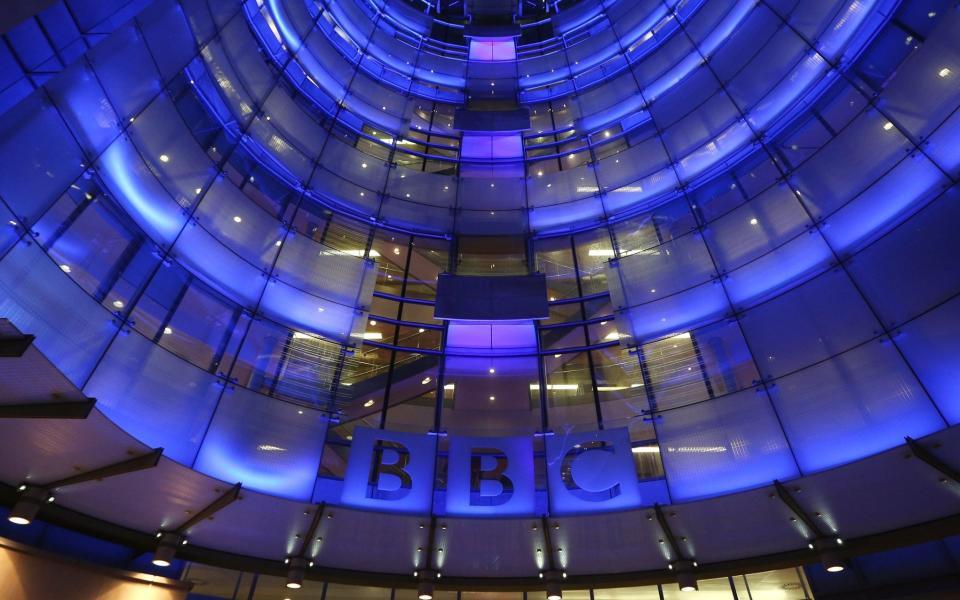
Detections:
[341, 427, 436, 513]
[447, 435, 535, 516]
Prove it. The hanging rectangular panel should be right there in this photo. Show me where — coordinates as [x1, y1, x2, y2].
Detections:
[435, 274, 549, 321]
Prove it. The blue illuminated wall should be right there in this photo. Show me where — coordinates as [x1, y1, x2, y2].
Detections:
[0, 0, 958, 520]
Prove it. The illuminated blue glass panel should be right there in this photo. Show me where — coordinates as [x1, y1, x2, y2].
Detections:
[724, 230, 833, 309]
[173, 222, 267, 308]
[614, 282, 730, 344]
[846, 188, 960, 327]
[0, 241, 116, 385]
[896, 295, 960, 424]
[0, 93, 85, 222]
[769, 341, 945, 473]
[137, 0, 197, 80]
[703, 185, 811, 273]
[194, 386, 329, 499]
[87, 25, 161, 120]
[97, 137, 189, 247]
[739, 269, 880, 379]
[45, 61, 120, 155]
[823, 155, 946, 254]
[657, 388, 799, 500]
[84, 330, 221, 465]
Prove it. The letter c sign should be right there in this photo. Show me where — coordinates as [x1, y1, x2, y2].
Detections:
[545, 427, 641, 515]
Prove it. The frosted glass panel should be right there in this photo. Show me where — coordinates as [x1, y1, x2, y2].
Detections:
[770, 341, 944, 473]
[658, 388, 799, 500]
[613, 233, 717, 304]
[46, 61, 121, 155]
[896, 295, 960, 424]
[614, 281, 730, 344]
[724, 231, 833, 309]
[84, 330, 222, 465]
[0, 93, 85, 221]
[97, 136, 189, 247]
[847, 188, 960, 326]
[87, 25, 162, 119]
[0, 241, 116, 384]
[193, 386, 328, 499]
[740, 269, 880, 379]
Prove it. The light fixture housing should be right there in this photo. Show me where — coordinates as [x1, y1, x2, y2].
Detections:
[7, 485, 49, 526]
[813, 537, 846, 573]
[672, 560, 698, 592]
[545, 580, 563, 600]
[152, 532, 184, 567]
[417, 580, 434, 600]
[543, 570, 563, 600]
[286, 556, 309, 589]
[416, 569, 439, 599]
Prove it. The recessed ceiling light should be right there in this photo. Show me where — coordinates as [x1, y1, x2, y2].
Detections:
[163, 326, 173, 335]
[159, 154, 170, 163]
[233, 215, 242, 223]
[938, 67, 951, 78]
[59, 264, 71, 273]
[112, 300, 124, 308]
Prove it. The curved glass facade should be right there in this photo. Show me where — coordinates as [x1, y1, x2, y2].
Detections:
[1, 0, 959, 589]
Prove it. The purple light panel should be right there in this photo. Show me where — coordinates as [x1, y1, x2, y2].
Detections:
[468, 38, 516, 61]
[460, 134, 524, 159]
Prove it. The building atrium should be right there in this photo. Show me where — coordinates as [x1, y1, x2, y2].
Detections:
[0, 0, 959, 598]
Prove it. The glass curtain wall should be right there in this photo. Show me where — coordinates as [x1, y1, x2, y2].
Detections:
[183, 563, 813, 600]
